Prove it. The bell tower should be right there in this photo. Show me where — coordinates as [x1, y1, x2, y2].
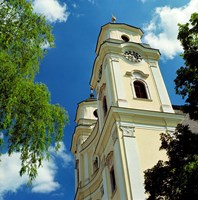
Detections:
[90, 23, 175, 131]
[71, 22, 183, 200]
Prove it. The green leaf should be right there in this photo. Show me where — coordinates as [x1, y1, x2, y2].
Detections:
[0, 0, 68, 182]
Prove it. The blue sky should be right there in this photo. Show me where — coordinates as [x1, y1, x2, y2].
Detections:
[0, 0, 197, 199]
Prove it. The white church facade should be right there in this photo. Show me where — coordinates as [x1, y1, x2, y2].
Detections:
[71, 22, 183, 200]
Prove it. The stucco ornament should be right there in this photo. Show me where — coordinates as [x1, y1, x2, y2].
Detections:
[120, 126, 135, 137]
[123, 50, 142, 62]
[106, 151, 114, 170]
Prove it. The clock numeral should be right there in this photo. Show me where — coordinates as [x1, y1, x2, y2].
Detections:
[124, 51, 142, 62]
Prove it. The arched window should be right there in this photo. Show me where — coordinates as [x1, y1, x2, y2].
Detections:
[134, 81, 148, 99]
[106, 151, 116, 194]
[110, 166, 116, 193]
[103, 96, 108, 117]
[75, 160, 80, 185]
[93, 156, 99, 173]
[121, 34, 129, 42]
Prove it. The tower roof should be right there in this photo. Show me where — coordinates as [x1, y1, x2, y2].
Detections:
[95, 23, 144, 54]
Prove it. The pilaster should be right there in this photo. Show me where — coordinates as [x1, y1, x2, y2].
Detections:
[112, 130, 128, 200]
[101, 156, 108, 200]
[149, 61, 174, 113]
[109, 55, 128, 107]
[120, 124, 146, 200]
[84, 152, 89, 184]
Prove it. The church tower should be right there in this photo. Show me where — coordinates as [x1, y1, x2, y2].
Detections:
[71, 22, 183, 200]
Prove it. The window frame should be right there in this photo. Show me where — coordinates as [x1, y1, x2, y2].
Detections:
[75, 159, 80, 186]
[134, 80, 148, 99]
[106, 151, 117, 196]
[121, 34, 130, 42]
[102, 96, 108, 117]
[131, 78, 151, 100]
[110, 166, 117, 193]
[93, 155, 99, 173]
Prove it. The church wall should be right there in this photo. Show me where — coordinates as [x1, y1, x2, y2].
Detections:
[72, 23, 183, 200]
[118, 58, 163, 112]
[135, 128, 168, 172]
[108, 29, 141, 43]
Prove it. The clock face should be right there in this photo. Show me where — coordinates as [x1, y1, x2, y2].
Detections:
[123, 50, 142, 62]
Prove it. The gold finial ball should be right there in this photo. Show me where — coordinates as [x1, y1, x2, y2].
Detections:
[111, 15, 116, 23]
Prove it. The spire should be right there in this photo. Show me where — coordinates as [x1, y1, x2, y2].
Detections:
[111, 15, 116, 23]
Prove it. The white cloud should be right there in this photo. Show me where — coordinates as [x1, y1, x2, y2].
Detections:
[31, 160, 60, 193]
[32, 0, 69, 23]
[72, 3, 78, 9]
[49, 142, 73, 167]
[140, 0, 147, 3]
[74, 13, 85, 18]
[143, 0, 198, 59]
[0, 143, 72, 199]
[88, 0, 96, 4]
[0, 153, 27, 198]
[138, 0, 152, 3]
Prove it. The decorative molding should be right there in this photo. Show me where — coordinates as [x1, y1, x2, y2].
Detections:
[101, 156, 106, 170]
[121, 122, 176, 132]
[106, 151, 114, 170]
[125, 71, 133, 76]
[133, 70, 149, 78]
[110, 55, 119, 62]
[125, 70, 149, 79]
[98, 83, 106, 100]
[149, 61, 157, 67]
[120, 126, 135, 137]
[112, 130, 118, 144]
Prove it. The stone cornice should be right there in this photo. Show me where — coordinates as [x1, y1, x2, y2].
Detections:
[94, 105, 184, 155]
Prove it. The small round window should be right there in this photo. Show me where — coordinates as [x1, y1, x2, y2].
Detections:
[121, 35, 129, 42]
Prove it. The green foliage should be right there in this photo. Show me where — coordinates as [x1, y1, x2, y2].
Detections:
[175, 13, 198, 120]
[0, 0, 68, 181]
[144, 125, 198, 200]
[145, 12, 198, 199]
